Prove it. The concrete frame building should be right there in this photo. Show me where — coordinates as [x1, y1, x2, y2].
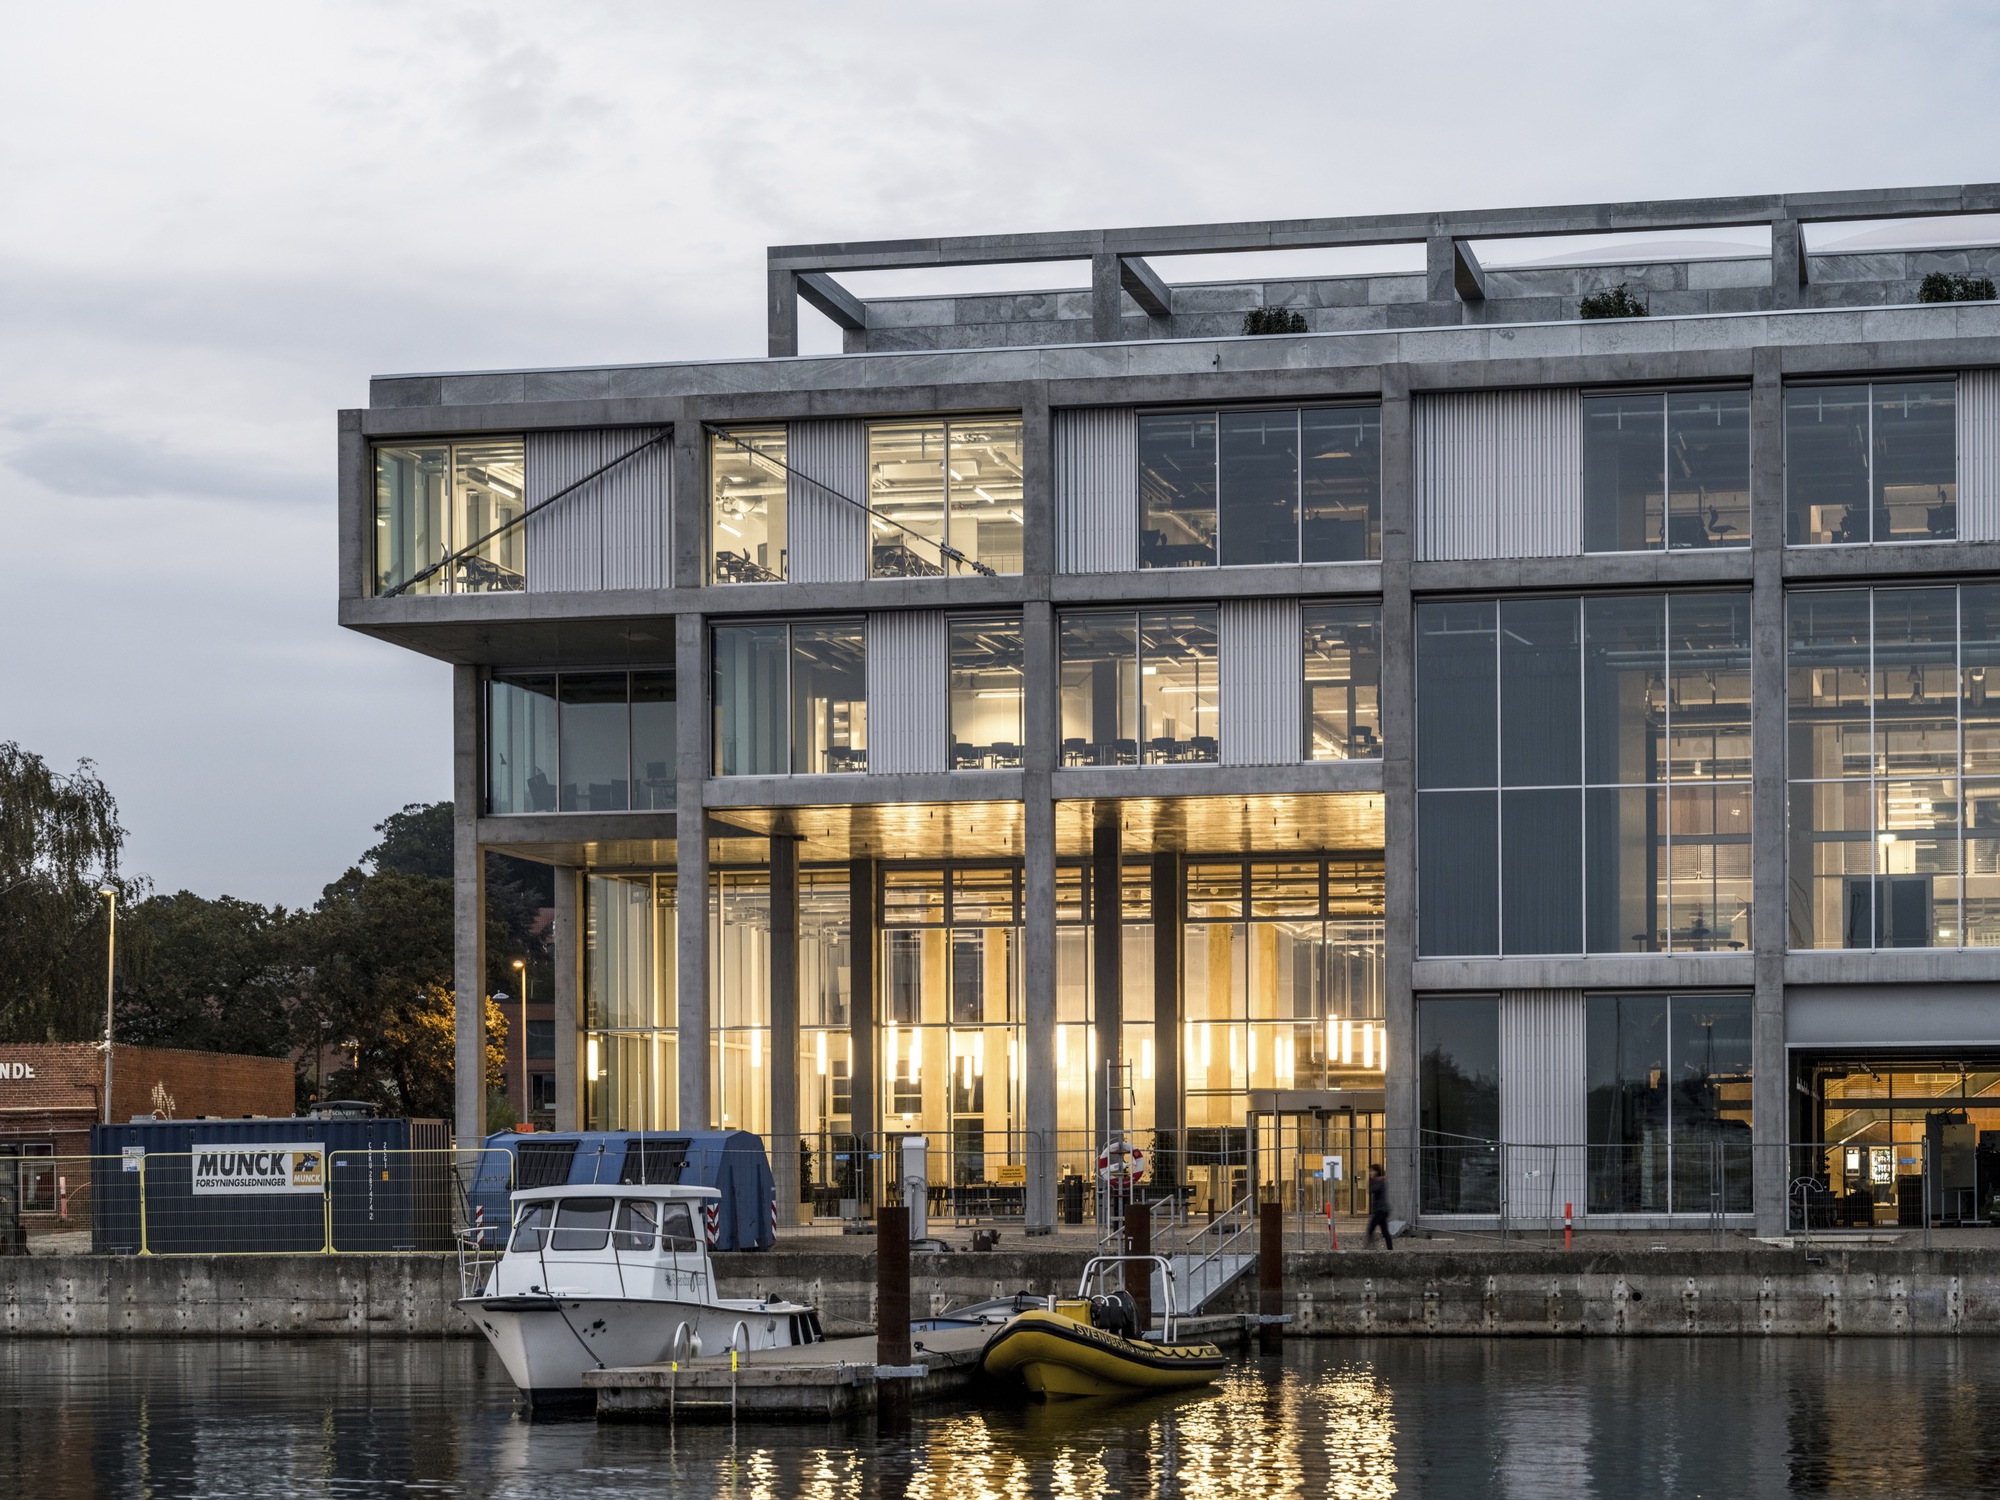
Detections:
[340, 183, 2000, 1237]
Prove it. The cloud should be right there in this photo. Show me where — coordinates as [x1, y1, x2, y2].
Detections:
[3, 423, 324, 506]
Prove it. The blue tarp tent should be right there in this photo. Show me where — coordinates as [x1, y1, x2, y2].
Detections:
[467, 1130, 776, 1250]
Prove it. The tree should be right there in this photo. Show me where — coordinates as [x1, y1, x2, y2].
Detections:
[1580, 284, 1649, 319]
[0, 743, 136, 1042]
[116, 891, 298, 1057]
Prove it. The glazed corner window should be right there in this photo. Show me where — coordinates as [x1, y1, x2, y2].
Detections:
[950, 613, 1025, 769]
[1139, 405, 1380, 569]
[712, 619, 867, 775]
[1583, 389, 1749, 552]
[710, 426, 788, 583]
[1303, 604, 1381, 760]
[486, 669, 676, 814]
[1785, 379, 1957, 545]
[1058, 607, 1218, 765]
[867, 417, 1023, 578]
[374, 438, 526, 595]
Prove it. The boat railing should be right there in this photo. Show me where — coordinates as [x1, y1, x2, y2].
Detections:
[455, 1228, 503, 1300]
[1076, 1253, 1180, 1342]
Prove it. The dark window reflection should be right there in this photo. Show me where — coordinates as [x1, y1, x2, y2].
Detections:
[1419, 995, 1500, 1213]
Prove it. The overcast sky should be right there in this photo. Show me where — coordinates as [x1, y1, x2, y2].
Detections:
[4, 2, 1999, 908]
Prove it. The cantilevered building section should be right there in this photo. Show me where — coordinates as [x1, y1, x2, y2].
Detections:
[340, 182, 2000, 1237]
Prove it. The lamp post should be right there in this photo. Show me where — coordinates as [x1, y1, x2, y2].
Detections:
[512, 958, 528, 1126]
[97, 885, 117, 1125]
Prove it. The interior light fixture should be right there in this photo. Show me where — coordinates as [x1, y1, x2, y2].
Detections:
[587, 1036, 600, 1080]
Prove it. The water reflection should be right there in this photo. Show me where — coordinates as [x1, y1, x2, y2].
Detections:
[3, 1337, 1999, 1497]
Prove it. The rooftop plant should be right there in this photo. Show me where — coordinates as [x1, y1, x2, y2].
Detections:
[1918, 271, 1997, 303]
[1243, 307, 1308, 335]
[1579, 284, 1649, 319]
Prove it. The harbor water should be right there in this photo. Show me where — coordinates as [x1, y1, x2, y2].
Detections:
[3, 1336, 1998, 1498]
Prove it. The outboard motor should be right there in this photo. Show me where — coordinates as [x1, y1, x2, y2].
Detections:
[1089, 1289, 1139, 1338]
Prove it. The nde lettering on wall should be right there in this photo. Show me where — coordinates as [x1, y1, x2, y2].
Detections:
[0, 1062, 37, 1079]
[191, 1144, 326, 1195]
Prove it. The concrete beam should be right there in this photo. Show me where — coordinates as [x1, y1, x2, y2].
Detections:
[798, 272, 868, 332]
[768, 267, 799, 358]
[1453, 240, 1488, 301]
[1090, 252, 1124, 341]
[1117, 255, 1173, 318]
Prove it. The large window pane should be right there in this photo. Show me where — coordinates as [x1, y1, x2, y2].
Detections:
[791, 620, 868, 774]
[1586, 994, 1669, 1213]
[710, 426, 787, 583]
[1789, 778, 1874, 948]
[1416, 600, 1497, 789]
[1668, 594, 1753, 781]
[1302, 604, 1381, 760]
[586, 874, 657, 1029]
[1873, 589, 1959, 777]
[869, 421, 947, 578]
[374, 444, 449, 595]
[559, 673, 630, 812]
[1964, 780, 2000, 946]
[1582, 394, 1664, 553]
[1500, 598, 1581, 787]
[452, 440, 525, 593]
[713, 624, 789, 775]
[1139, 413, 1217, 568]
[1787, 590, 1872, 781]
[1216, 409, 1298, 567]
[1502, 788, 1581, 954]
[946, 419, 1023, 575]
[1667, 390, 1751, 549]
[1059, 611, 1138, 765]
[1584, 594, 1666, 786]
[1418, 791, 1497, 956]
[1873, 381, 1956, 542]
[949, 613, 1024, 768]
[1138, 609, 1218, 762]
[1668, 996, 1752, 1214]
[1586, 786, 1665, 953]
[630, 671, 677, 810]
[1875, 778, 1959, 947]
[1962, 585, 2000, 775]
[1301, 407, 1381, 562]
[488, 674, 557, 814]
[1668, 783, 1753, 949]
[1419, 997, 1500, 1214]
[1786, 384, 1870, 544]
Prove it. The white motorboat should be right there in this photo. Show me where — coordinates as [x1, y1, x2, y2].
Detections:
[456, 1183, 821, 1402]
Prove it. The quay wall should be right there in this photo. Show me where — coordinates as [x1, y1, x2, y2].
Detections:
[6, 1248, 2000, 1338]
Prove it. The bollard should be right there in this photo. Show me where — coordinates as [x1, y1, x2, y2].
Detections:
[1327, 1199, 1339, 1251]
[1564, 1202, 1573, 1251]
[58, 1176, 68, 1223]
[1125, 1203, 1152, 1333]
[877, 1204, 912, 1423]
[1258, 1201, 1283, 1356]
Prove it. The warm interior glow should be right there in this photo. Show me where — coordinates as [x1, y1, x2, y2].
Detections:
[1141, 1037, 1154, 1081]
[1056, 1025, 1067, 1068]
[1362, 1022, 1375, 1070]
[749, 1029, 761, 1068]
[816, 1031, 828, 1076]
[587, 1036, 600, 1080]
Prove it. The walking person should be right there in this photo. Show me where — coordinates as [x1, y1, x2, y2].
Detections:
[1366, 1163, 1394, 1249]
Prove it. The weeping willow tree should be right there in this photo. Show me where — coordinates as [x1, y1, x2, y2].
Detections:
[0, 742, 134, 1042]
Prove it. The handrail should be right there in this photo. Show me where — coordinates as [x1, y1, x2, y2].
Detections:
[1076, 1253, 1180, 1342]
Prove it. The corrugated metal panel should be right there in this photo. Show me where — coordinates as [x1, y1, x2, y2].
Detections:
[866, 610, 946, 775]
[1055, 407, 1138, 573]
[1959, 370, 2000, 542]
[1414, 391, 1580, 560]
[790, 420, 868, 582]
[1219, 598, 1302, 765]
[524, 428, 671, 591]
[1498, 988, 1585, 1222]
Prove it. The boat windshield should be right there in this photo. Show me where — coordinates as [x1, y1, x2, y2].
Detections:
[508, 1200, 552, 1253]
[613, 1199, 657, 1250]
[549, 1197, 615, 1251]
[661, 1202, 698, 1252]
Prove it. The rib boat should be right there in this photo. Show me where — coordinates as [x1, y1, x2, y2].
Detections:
[456, 1183, 821, 1403]
[979, 1256, 1226, 1398]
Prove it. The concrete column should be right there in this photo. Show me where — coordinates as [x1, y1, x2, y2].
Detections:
[1018, 388, 1054, 580]
[1022, 598, 1059, 1232]
[1749, 350, 1789, 1234]
[553, 866, 581, 1132]
[1151, 850, 1183, 1178]
[1770, 218, 1805, 310]
[1376, 371, 1420, 1204]
[1090, 253, 1123, 342]
[847, 858, 878, 1201]
[769, 835, 801, 1225]
[669, 410, 705, 590]
[1091, 815, 1123, 1146]
[1424, 235, 1459, 323]
[452, 665, 488, 1147]
[767, 267, 799, 358]
[675, 611, 712, 1129]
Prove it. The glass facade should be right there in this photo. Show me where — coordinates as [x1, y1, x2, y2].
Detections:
[583, 873, 677, 1131]
[709, 426, 788, 583]
[1582, 389, 1750, 551]
[949, 613, 1025, 768]
[1302, 603, 1381, 759]
[1139, 405, 1381, 568]
[374, 438, 526, 595]
[868, 418, 1024, 578]
[1053, 861, 1157, 1151]
[1799, 1055, 2000, 1227]
[487, 669, 675, 814]
[1058, 607, 1218, 765]
[712, 618, 867, 775]
[1787, 584, 2000, 948]
[1417, 996, 1500, 1214]
[1415, 593, 1752, 957]
[1786, 380, 1958, 545]
[1586, 992, 1752, 1215]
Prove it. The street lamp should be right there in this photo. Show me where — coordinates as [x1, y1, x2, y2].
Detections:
[97, 885, 117, 1125]
[512, 958, 528, 1127]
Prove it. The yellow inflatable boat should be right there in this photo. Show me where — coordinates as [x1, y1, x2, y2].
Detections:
[979, 1293, 1225, 1398]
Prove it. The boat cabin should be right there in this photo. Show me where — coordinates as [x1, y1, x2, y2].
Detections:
[489, 1184, 720, 1303]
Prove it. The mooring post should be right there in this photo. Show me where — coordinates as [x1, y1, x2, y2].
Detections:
[877, 1204, 912, 1422]
[1258, 1201, 1283, 1356]
[1125, 1202, 1153, 1332]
